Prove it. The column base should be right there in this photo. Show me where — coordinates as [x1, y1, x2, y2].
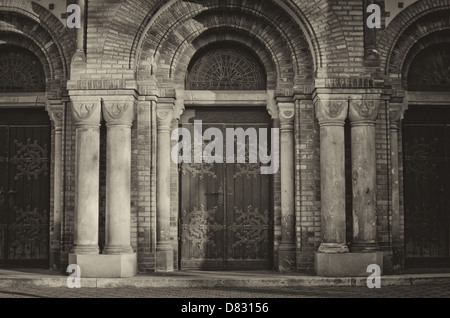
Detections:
[68, 253, 137, 278]
[102, 245, 134, 255]
[350, 242, 379, 253]
[315, 252, 383, 277]
[392, 243, 405, 270]
[156, 246, 174, 272]
[49, 250, 61, 270]
[317, 243, 349, 253]
[278, 244, 296, 272]
[72, 245, 99, 255]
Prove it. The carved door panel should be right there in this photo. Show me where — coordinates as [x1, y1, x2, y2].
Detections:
[403, 106, 450, 267]
[0, 109, 50, 268]
[180, 123, 226, 269]
[225, 124, 271, 270]
[179, 109, 272, 270]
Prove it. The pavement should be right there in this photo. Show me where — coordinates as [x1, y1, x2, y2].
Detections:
[1, 268, 450, 298]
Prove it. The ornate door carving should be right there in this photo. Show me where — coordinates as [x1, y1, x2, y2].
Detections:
[0, 109, 50, 268]
[179, 109, 273, 270]
[403, 106, 450, 267]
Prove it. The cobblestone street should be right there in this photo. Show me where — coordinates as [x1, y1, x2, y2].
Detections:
[1, 283, 449, 298]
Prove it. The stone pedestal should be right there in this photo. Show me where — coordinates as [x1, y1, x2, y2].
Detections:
[315, 252, 383, 277]
[69, 253, 137, 278]
[155, 100, 175, 272]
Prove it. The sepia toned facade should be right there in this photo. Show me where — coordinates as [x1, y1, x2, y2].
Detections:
[0, 0, 449, 277]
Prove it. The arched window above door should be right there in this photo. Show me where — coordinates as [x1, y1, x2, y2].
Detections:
[0, 45, 46, 93]
[186, 43, 266, 91]
[408, 43, 450, 91]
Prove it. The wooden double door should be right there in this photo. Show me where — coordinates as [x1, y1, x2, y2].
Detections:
[403, 106, 450, 267]
[179, 108, 273, 270]
[0, 109, 50, 268]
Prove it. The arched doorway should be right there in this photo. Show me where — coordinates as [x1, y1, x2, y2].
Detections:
[403, 43, 450, 268]
[178, 42, 275, 270]
[0, 45, 51, 268]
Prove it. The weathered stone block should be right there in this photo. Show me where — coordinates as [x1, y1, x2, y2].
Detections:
[315, 252, 383, 277]
[69, 253, 137, 278]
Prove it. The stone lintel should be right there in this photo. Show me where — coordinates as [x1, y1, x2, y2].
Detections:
[312, 87, 383, 98]
[315, 252, 383, 277]
[67, 80, 138, 91]
[69, 89, 138, 98]
[69, 253, 137, 278]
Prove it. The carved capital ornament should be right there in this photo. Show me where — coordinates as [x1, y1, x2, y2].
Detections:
[314, 98, 348, 125]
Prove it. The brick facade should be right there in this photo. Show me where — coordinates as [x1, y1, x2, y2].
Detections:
[0, 0, 449, 275]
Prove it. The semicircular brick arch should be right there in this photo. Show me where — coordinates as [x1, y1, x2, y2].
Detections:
[171, 29, 278, 91]
[378, 0, 450, 88]
[0, 2, 76, 85]
[163, 23, 292, 88]
[132, 0, 316, 72]
[102, 0, 356, 84]
[401, 31, 450, 90]
[135, 1, 314, 93]
[0, 32, 53, 85]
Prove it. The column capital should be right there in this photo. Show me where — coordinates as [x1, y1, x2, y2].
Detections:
[156, 98, 175, 129]
[102, 96, 136, 127]
[348, 98, 381, 125]
[277, 101, 295, 126]
[389, 103, 404, 131]
[50, 110, 64, 130]
[70, 96, 102, 127]
[47, 100, 64, 129]
[314, 97, 348, 126]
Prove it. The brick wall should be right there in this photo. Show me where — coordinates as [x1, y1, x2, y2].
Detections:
[2, 0, 449, 273]
[295, 99, 321, 272]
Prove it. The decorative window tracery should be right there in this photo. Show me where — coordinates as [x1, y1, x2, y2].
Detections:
[186, 44, 266, 91]
[408, 43, 450, 91]
[0, 46, 45, 93]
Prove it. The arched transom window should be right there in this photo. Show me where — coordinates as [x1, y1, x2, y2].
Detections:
[186, 43, 266, 91]
[408, 43, 450, 91]
[0, 45, 46, 93]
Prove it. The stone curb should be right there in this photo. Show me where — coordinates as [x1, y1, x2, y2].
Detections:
[1, 275, 450, 288]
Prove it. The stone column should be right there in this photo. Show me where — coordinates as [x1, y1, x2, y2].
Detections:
[277, 100, 296, 272]
[156, 99, 175, 272]
[314, 96, 349, 253]
[349, 98, 381, 252]
[49, 108, 64, 270]
[389, 102, 404, 268]
[71, 98, 101, 255]
[102, 98, 135, 255]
